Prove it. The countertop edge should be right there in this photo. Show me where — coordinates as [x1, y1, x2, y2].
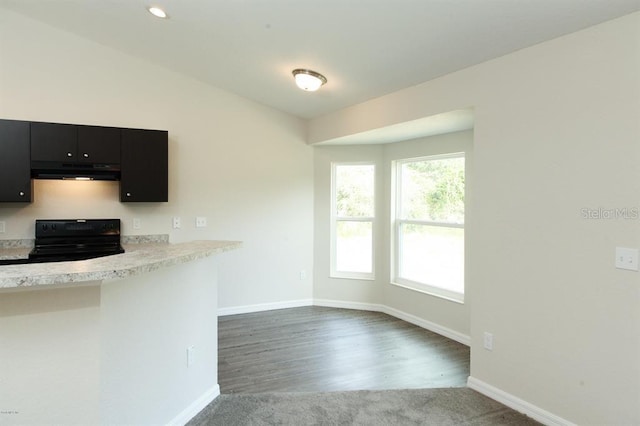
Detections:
[0, 240, 242, 290]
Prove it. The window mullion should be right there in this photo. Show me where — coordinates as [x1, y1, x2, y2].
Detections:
[334, 216, 375, 222]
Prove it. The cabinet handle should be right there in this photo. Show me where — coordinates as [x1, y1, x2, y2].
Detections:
[83, 153, 89, 158]
[19, 191, 25, 196]
[67, 152, 73, 157]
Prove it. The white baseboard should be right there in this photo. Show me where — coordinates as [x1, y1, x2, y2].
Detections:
[467, 377, 575, 426]
[168, 384, 220, 426]
[313, 298, 470, 346]
[382, 305, 470, 346]
[218, 299, 313, 316]
[312, 298, 384, 312]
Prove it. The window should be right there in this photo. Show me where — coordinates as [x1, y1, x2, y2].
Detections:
[392, 154, 465, 302]
[331, 163, 375, 279]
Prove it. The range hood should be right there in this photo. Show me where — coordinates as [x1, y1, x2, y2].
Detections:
[31, 161, 121, 181]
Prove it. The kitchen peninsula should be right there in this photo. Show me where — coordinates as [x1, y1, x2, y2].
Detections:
[0, 238, 241, 425]
[0, 239, 241, 288]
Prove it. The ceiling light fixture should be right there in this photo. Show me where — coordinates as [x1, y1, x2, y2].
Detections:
[148, 6, 168, 19]
[292, 69, 327, 92]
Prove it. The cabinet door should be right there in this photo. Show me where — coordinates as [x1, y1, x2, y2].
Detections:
[30, 122, 77, 162]
[0, 119, 32, 202]
[120, 129, 168, 202]
[77, 126, 121, 164]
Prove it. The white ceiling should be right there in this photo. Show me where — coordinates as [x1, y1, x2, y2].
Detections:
[1, 0, 639, 121]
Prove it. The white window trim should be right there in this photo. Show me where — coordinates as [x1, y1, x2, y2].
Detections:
[390, 153, 465, 303]
[330, 162, 375, 280]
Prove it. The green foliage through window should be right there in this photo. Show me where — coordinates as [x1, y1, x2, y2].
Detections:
[400, 157, 464, 223]
[335, 165, 374, 217]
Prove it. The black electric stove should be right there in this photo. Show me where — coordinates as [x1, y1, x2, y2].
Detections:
[27, 219, 125, 263]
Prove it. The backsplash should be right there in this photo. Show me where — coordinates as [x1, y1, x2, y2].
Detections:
[121, 234, 169, 244]
[0, 235, 169, 249]
[0, 239, 34, 249]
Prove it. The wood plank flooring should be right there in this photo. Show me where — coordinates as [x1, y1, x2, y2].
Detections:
[218, 306, 470, 394]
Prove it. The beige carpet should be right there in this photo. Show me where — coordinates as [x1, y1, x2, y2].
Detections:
[188, 388, 541, 425]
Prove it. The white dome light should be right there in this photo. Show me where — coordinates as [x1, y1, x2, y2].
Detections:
[148, 6, 168, 19]
[292, 69, 327, 92]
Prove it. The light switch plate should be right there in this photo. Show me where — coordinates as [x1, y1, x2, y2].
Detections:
[0, 221, 5, 233]
[187, 346, 195, 367]
[615, 247, 639, 271]
[172, 217, 181, 229]
[132, 218, 141, 230]
[196, 217, 207, 228]
[483, 332, 493, 351]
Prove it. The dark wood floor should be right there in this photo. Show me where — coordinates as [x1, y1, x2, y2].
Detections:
[218, 306, 470, 394]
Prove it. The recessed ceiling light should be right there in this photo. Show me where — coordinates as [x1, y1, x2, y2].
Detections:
[148, 6, 168, 19]
[292, 69, 327, 92]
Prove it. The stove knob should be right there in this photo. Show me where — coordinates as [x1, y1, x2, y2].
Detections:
[42, 224, 48, 231]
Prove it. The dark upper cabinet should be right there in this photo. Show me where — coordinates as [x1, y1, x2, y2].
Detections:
[30, 122, 77, 162]
[120, 129, 168, 202]
[77, 126, 121, 164]
[1, 118, 167, 203]
[31, 122, 120, 164]
[0, 119, 33, 202]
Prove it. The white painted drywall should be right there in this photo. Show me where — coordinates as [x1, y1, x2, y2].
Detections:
[0, 8, 314, 310]
[100, 257, 219, 424]
[309, 12, 640, 426]
[0, 285, 101, 425]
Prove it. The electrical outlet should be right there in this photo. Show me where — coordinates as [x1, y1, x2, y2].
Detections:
[0, 221, 5, 233]
[173, 217, 181, 229]
[132, 218, 141, 230]
[187, 346, 195, 367]
[195, 217, 207, 228]
[299, 270, 307, 280]
[615, 247, 639, 271]
[483, 332, 493, 351]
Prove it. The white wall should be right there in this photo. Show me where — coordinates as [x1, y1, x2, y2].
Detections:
[0, 8, 314, 309]
[313, 131, 472, 339]
[310, 12, 640, 426]
[101, 257, 219, 424]
[0, 285, 101, 425]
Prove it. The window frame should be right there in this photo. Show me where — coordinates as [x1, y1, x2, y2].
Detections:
[391, 152, 465, 303]
[330, 162, 376, 280]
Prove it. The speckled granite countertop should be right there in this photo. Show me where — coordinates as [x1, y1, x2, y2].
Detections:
[0, 240, 242, 290]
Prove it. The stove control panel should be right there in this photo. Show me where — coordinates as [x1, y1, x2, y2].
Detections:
[35, 219, 121, 238]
